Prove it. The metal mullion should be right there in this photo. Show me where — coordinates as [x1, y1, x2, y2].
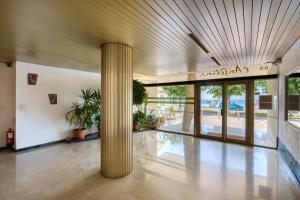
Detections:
[223, 82, 227, 142]
[194, 83, 200, 137]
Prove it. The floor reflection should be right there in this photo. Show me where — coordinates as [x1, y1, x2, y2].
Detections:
[0, 131, 299, 200]
[135, 131, 300, 200]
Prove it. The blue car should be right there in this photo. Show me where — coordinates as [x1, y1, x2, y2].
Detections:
[227, 102, 244, 110]
[210, 101, 244, 110]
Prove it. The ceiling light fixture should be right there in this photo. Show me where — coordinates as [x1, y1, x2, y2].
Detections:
[188, 33, 221, 66]
[188, 33, 209, 53]
[210, 57, 220, 66]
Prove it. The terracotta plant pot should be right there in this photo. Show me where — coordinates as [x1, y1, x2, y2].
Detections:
[133, 122, 140, 131]
[74, 128, 86, 140]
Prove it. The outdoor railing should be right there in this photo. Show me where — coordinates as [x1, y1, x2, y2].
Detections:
[146, 97, 194, 105]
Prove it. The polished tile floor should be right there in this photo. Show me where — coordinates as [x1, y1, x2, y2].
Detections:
[0, 131, 300, 200]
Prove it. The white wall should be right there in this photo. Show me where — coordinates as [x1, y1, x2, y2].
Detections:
[15, 62, 100, 150]
[0, 63, 15, 147]
[279, 37, 300, 163]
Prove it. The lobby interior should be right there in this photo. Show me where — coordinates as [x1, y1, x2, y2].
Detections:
[1, 0, 300, 199]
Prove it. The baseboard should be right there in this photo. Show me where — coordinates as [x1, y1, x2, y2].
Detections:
[15, 139, 66, 152]
[278, 139, 300, 184]
[0, 145, 15, 151]
[14, 132, 100, 152]
[0, 146, 8, 150]
[133, 128, 152, 133]
[66, 132, 100, 143]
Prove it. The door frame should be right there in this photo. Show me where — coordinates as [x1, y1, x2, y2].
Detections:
[196, 82, 224, 141]
[224, 80, 252, 145]
[195, 80, 253, 145]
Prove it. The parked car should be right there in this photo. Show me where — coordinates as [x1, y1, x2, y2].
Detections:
[214, 101, 244, 110]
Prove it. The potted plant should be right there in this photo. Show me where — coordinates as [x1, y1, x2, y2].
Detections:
[91, 89, 101, 134]
[133, 111, 146, 131]
[143, 112, 158, 129]
[133, 80, 148, 106]
[133, 80, 148, 130]
[156, 116, 165, 128]
[65, 89, 95, 140]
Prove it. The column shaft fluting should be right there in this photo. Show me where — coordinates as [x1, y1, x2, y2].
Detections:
[101, 43, 133, 178]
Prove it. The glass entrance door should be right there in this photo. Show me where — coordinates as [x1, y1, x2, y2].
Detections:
[225, 83, 247, 143]
[200, 84, 223, 139]
[198, 79, 278, 147]
[198, 81, 249, 144]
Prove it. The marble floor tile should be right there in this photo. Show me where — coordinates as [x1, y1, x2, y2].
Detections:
[0, 131, 299, 200]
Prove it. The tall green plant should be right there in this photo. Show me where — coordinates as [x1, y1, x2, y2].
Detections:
[201, 85, 245, 99]
[162, 85, 187, 99]
[133, 111, 146, 125]
[65, 89, 96, 130]
[162, 85, 187, 109]
[254, 80, 268, 93]
[92, 89, 101, 128]
[288, 77, 300, 95]
[133, 80, 148, 105]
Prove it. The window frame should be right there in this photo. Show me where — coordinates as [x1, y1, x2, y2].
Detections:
[285, 73, 300, 126]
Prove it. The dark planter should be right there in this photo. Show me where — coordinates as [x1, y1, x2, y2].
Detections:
[133, 122, 140, 131]
[74, 128, 87, 140]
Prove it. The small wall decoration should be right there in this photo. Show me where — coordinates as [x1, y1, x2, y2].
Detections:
[48, 94, 57, 105]
[28, 73, 38, 85]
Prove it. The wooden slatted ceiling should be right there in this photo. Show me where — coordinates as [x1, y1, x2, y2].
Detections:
[0, 0, 299, 78]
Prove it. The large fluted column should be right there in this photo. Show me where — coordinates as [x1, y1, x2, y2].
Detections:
[101, 43, 133, 178]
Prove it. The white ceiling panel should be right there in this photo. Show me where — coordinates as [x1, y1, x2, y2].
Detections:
[0, 0, 299, 79]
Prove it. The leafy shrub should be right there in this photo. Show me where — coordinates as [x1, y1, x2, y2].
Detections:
[133, 80, 147, 105]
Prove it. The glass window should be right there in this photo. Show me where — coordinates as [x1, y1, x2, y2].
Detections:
[200, 85, 223, 138]
[286, 75, 300, 128]
[145, 85, 194, 135]
[254, 79, 278, 148]
[226, 83, 247, 141]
